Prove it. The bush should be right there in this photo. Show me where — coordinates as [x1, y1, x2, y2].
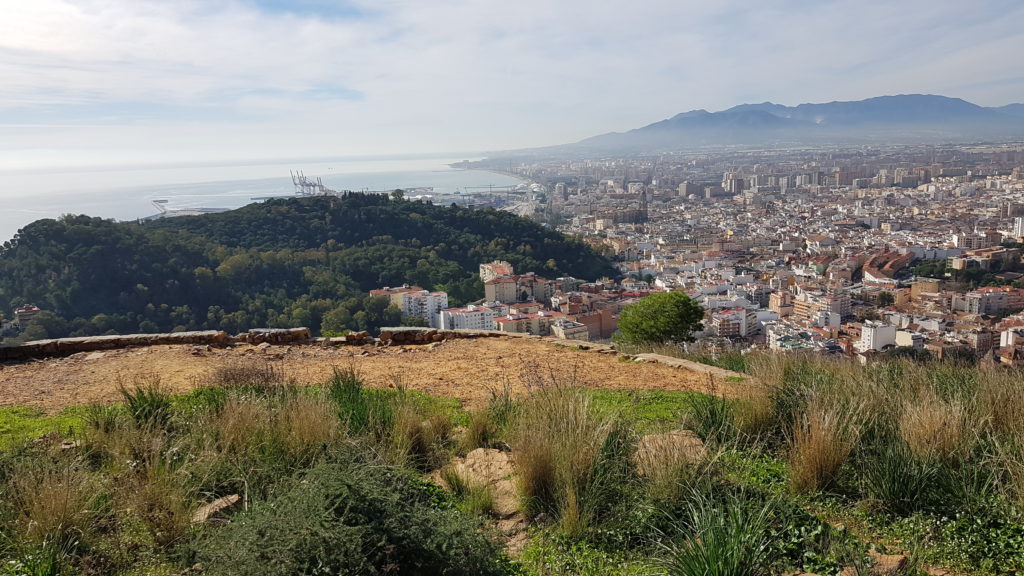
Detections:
[193, 460, 510, 576]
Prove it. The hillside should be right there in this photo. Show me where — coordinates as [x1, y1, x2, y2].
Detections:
[2, 337, 1021, 574]
[503, 94, 1024, 155]
[0, 194, 615, 340]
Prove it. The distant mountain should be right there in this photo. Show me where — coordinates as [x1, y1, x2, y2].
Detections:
[544, 95, 1024, 154]
[995, 103, 1024, 118]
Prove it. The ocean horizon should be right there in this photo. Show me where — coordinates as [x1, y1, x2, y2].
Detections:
[0, 156, 522, 243]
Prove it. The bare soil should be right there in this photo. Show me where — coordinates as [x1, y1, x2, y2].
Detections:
[0, 338, 740, 414]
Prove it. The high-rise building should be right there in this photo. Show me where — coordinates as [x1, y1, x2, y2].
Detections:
[1014, 217, 1024, 239]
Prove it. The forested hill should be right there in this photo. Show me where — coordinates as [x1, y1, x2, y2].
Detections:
[0, 194, 616, 341]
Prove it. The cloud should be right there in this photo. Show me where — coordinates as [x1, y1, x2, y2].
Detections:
[0, 0, 1022, 168]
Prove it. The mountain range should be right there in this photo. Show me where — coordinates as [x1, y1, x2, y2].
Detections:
[531, 95, 1024, 154]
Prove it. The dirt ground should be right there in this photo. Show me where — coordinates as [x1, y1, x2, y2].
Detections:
[0, 338, 744, 414]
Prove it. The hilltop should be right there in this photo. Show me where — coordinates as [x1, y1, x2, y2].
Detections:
[0, 194, 615, 341]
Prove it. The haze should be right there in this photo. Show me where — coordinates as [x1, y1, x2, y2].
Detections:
[2, 0, 1023, 171]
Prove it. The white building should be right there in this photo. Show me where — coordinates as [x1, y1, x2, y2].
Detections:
[439, 304, 496, 331]
[858, 321, 897, 352]
[402, 290, 449, 328]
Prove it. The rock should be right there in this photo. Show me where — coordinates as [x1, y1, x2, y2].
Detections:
[84, 352, 106, 361]
[60, 440, 82, 450]
[839, 550, 909, 576]
[635, 429, 707, 474]
[436, 448, 519, 519]
[867, 550, 908, 575]
[192, 494, 241, 524]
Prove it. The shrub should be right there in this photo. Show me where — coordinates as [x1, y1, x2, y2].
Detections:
[193, 460, 510, 576]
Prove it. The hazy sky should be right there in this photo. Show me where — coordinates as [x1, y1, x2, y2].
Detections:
[2, 0, 1023, 170]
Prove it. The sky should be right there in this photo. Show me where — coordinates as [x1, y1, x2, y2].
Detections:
[1, 0, 1023, 171]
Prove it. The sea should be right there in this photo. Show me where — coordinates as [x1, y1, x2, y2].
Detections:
[0, 156, 523, 243]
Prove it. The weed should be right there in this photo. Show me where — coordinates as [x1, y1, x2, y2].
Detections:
[118, 376, 172, 430]
[208, 361, 290, 395]
[660, 490, 777, 576]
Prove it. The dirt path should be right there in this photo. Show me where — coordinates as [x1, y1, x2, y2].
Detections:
[0, 338, 744, 414]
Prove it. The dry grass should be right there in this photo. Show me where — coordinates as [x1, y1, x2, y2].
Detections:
[9, 461, 102, 549]
[732, 384, 775, 440]
[635, 432, 705, 502]
[276, 394, 341, 461]
[207, 361, 290, 393]
[214, 398, 271, 456]
[511, 385, 628, 536]
[977, 367, 1024, 441]
[787, 393, 860, 494]
[899, 387, 972, 462]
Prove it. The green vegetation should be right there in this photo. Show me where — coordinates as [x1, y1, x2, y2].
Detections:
[0, 194, 616, 341]
[3, 355, 1024, 575]
[612, 291, 704, 346]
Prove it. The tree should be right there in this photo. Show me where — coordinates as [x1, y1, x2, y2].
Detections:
[877, 292, 895, 307]
[613, 291, 704, 346]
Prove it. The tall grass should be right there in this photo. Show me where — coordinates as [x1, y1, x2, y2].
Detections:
[898, 387, 972, 462]
[661, 490, 776, 576]
[512, 386, 634, 537]
[787, 393, 860, 494]
[118, 375, 172, 430]
[7, 461, 103, 551]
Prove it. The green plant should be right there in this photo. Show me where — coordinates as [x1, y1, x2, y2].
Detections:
[660, 490, 777, 576]
[193, 460, 510, 576]
[118, 378, 172, 430]
[860, 439, 937, 516]
[613, 291, 704, 346]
